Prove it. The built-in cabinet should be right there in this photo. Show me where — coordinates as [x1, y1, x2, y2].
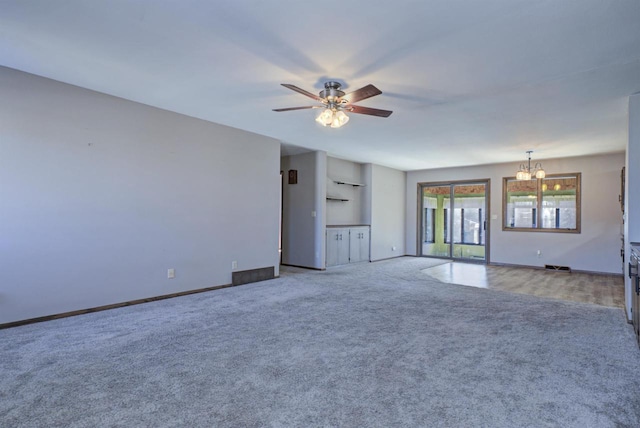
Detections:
[326, 226, 370, 267]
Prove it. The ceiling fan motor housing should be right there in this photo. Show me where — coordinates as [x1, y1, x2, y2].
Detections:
[319, 81, 345, 104]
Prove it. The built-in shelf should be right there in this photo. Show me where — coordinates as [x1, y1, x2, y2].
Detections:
[332, 179, 365, 187]
[326, 196, 350, 202]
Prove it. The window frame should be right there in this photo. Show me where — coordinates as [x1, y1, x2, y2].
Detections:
[502, 172, 581, 233]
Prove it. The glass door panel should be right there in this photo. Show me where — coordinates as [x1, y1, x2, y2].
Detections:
[452, 184, 486, 261]
[421, 185, 451, 257]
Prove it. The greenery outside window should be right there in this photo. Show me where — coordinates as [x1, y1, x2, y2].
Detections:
[503, 173, 581, 233]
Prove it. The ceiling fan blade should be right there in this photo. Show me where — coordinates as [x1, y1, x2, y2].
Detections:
[348, 105, 393, 117]
[342, 84, 382, 104]
[273, 106, 322, 112]
[281, 84, 324, 102]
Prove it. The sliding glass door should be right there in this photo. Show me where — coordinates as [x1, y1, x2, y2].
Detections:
[420, 181, 489, 262]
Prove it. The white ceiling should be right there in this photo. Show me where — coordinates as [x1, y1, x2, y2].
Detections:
[2, 0, 640, 171]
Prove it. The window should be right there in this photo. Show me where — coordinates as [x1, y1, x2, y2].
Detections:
[503, 173, 580, 233]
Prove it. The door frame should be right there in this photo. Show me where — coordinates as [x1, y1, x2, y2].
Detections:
[416, 179, 491, 264]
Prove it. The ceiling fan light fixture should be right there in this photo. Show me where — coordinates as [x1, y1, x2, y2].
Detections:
[331, 110, 349, 128]
[316, 108, 334, 126]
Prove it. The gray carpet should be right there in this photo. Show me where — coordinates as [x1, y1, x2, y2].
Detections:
[1, 257, 639, 427]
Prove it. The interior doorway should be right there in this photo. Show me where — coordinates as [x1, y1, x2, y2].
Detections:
[419, 180, 490, 262]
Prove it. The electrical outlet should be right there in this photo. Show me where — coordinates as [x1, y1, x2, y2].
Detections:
[537, 250, 542, 258]
[167, 268, 175, 279]
[392, 246, 397, 251]
[232, 261, 238, 270]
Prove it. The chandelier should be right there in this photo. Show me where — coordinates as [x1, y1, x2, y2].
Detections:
[516, 150, 545, 180]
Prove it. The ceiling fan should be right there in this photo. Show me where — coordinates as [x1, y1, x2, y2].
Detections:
[273, 81, 393, 128]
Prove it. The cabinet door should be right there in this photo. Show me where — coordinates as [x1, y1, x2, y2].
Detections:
[327, 229, 350, 267]
[349, 230, 361, 263]
[326, 229, 340, 267]
[337, 230, 350, 265]
[358, 228, 370, 262]
[349, 227, 370, 263]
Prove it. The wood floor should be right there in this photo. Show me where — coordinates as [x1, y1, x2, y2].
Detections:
[422, 262, 625, 308]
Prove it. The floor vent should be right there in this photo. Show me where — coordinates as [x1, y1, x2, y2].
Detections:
[544, 264, 572, 273]
[232, 266, 275, 286]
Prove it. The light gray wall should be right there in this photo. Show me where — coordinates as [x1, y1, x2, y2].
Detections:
[625, 93, 640, 319]
[281, 151, 326, 269]
[0, 67, 281, 324]
[406, 152, 625, 274]
[370, 164, 406, 261]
